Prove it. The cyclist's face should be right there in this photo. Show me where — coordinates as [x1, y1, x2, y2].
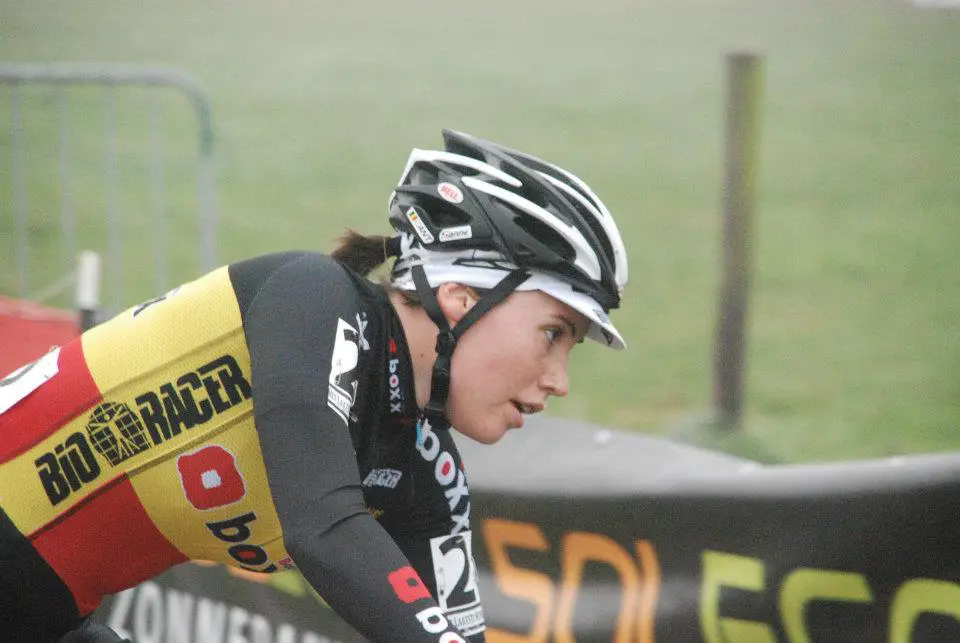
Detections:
[442, 289, 587, 444]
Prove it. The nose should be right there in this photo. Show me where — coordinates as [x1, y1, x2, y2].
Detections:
[541, 353, 570, 397]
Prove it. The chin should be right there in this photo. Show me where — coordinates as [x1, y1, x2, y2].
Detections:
[452, 419, 509, 445]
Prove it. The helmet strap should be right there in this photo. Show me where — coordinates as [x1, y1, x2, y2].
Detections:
[411, 265, 530, 426]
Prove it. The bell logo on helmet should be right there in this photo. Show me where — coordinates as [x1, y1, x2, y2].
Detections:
[437, 182, 464, 204]
[406, 206, 435, 244]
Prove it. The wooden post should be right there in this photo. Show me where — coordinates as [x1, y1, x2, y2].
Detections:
[714, 51, 763, 429]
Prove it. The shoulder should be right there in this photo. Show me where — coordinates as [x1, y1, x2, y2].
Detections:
[228, 251, 349, 291]
[227, 251, 364, 315]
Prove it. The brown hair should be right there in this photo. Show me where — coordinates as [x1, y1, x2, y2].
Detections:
[331, 229, 421, 307]
[331, 229, 488, 308]
[330, 229, 394, 277]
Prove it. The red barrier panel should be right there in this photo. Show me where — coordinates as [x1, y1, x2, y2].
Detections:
[0, 296, 79, 375]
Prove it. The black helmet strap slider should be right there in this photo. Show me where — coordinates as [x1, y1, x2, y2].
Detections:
[411, 264, 530, 426]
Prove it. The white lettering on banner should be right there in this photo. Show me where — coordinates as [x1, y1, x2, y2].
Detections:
[106, 582, 343, 643]
[107, 589, 135, 640]
[196, 595, 228, 642]
[166, 589, 195, 643]
[229, 606, 249, 642]
[135, 582, 162, 643]
[415, 420, 471, 534]
[250, 615, 274, 643]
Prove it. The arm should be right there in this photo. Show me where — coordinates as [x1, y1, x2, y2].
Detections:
[237, 254, 468, 642]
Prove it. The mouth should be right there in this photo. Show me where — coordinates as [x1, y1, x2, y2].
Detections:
[512, 401, 544, 416]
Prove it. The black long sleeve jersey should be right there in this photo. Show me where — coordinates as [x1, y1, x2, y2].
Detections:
[0, 252, 484, 643]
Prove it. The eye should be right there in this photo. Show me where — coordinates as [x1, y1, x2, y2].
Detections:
[544, 327, 563, 344]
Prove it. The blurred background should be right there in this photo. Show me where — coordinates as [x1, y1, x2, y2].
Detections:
[1, 0, 957, 464]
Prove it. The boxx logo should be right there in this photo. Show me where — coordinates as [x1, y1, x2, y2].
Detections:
[415, 420, 470, 535]
[177, 445, 246, 510]
[387, 566, 468, 643]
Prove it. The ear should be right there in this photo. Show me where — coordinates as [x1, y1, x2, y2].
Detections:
[435, 283, 479, 326]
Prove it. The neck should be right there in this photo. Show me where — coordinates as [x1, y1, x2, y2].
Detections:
[388, 290, 438, 411]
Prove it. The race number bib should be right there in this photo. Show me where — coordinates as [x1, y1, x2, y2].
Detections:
[430, 531, 485, 636]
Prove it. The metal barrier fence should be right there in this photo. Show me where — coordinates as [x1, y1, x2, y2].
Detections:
[0, 63, 218, 314]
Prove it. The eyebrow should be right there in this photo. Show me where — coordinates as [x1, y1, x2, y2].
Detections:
[552, 314, 585, 344]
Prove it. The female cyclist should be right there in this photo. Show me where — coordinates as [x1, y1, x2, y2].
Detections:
[0, 129, 628, 642]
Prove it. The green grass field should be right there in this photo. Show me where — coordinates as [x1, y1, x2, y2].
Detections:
[1, 0, 957, 463]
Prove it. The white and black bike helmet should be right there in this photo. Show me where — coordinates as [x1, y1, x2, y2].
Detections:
[385, 129, 629, 423]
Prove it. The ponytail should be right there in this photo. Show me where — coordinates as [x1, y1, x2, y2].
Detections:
[331, 230, 394, 277]
[330, 229, 422, 308]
